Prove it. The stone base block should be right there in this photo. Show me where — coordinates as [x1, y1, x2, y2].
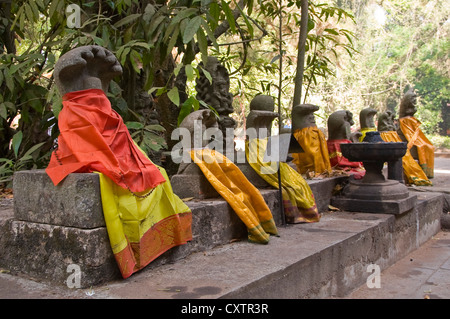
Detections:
[0, 220, 119, 288]
[170, 174, 220, 199]
[13, 170, 104, 228]
[331, 193, 417, 215]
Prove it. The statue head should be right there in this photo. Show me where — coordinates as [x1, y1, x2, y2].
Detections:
[327, 110, 354, 140]
[178, 109, 219, 149]
[399, 88, 417, 118]
[291, 104, 319, 132]
[377, 110, 397, 132]
[54, 45, 123, 95]
[246, 95, 277, 138]
[359, 107, 377, 129]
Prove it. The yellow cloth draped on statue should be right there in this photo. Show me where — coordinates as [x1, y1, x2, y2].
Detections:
[380, 131, 432, 186]
[98, 167, 192, 279]
[190, 149, 278, 244]
[246, 138, 320, 224]
[399, 117, 435, 178]
[291, 127, 331, 176]
[360, 127, 377, 142]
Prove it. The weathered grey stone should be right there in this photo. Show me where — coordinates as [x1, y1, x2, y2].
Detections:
[54, 45, 123, 96]
[13, 170, 104, 228]
[0, 220, 119, 288]
[2, 168, 285, 287]
[331, 193, 417, 215]
[308, 176, 348, 213]
[170, 166, 220, 199]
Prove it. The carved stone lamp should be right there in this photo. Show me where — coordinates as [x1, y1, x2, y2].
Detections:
[331, 131, 417, 214]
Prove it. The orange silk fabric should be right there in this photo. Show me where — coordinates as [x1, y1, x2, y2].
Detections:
[399, 116, 435, 178]
[46, 89, 166, 192]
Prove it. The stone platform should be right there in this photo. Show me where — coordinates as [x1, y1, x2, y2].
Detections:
[0, 169, 444, 297]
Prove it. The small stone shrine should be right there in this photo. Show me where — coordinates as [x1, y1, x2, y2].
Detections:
[331, 131, 417, 214]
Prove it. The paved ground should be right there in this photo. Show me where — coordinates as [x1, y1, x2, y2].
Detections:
[345, 230, 450, 299]
[345, 155, 450, 299]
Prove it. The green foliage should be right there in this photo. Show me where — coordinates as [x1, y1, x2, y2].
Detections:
[215, 0, 357, 126]
[311, 0, 450, 131]
[429, 134, 450, 150]
[126, 121, 167, 154]
[0, 0, 255, 182]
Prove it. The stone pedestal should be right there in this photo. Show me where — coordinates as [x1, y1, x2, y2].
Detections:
[1, 168, 351, 289]
[0, 169, 288, 288]
[331, 141, 416, 215]
[170, 163, 219, 199]
[3, 170, 119, 288]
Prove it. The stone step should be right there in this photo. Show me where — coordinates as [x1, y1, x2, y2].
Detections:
[0, 170, 345, 288]
[81, 191, 444, 299]
[0, 184, 443, 298]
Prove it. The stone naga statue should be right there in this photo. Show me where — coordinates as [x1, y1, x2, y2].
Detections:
[327, 110, 358, 141]
[397, 88, 434, 178]
[377, 110, 397, 132]
[359, 107, 378, 142]
[327, 110, 365, 179]
[246, 95, 278, 139]
[54, 45, 123, 95]
[195, 57, 236, 136]
[291, 104, 331, 176]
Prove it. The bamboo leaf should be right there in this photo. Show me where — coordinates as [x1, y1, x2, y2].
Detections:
[113, 14, 141, 28]
[171, 8, 198, 25]
[183, 16, 202, 44]
[201, 19, 219, 50]
[11, 131, 23, 159]
[221, 0, 236, 34]
[185, 64, 195, 82]
[167, 87, 180, 106]
[196, 27, 208, 57]
[178, 97, 194, 126]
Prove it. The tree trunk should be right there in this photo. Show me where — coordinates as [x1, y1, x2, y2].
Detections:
[292, 0, 309, 108]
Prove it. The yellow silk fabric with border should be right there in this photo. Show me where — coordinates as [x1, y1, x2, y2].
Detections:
[399, 117, 435, 178]
[291, 127, 331, 176]
[246, 138, 320, 223]
[190, 149, 278, 244]
[380, 131, 432, 186]
[98, 166, 192, 279]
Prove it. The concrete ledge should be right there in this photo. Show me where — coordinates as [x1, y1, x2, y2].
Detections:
[85, 192, 442, 299]
[3, 169, 442, 295]
[1, 170, 284, 288]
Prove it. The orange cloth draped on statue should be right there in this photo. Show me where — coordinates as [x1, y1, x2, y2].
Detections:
[291, 127, 331, 176]
[399, 117, 435, 178]
[46, 88, 192, 279]
[380, 131, 432, 186]
[46, 88, 166, 192]
[327, 139, 365, 179]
